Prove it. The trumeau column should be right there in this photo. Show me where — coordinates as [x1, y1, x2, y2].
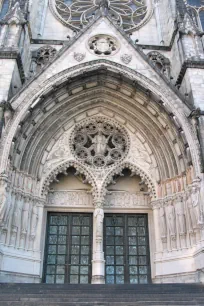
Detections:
[92, 201, 105, 284]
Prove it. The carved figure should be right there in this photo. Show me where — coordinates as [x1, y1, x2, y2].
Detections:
[92, 130, 108, 155]
[188, 186, 200, 230]
[166, 201, 176, 237]
[175, 197, 186, 235]
[30, 204, 39, 237]
[21, 200, 30, 233]
[12, 198, 22, 231]
[94, 208, 104, 238]
[159, 206, 167, 239]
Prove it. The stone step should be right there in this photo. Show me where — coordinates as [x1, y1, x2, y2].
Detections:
[0, 284, 203, 306]
[0, 302, 202, 306]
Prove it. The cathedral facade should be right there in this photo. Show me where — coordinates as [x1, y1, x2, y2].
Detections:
[0, 0, 204, 284]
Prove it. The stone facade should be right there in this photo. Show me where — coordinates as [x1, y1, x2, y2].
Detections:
[0, 0, 204, 284]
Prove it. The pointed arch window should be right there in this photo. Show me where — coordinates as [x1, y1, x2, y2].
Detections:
[199, 9, 204, 29]
[0, 0, 9, 19]
[187, 0, 204, 6]
[187, 0, 204, 31]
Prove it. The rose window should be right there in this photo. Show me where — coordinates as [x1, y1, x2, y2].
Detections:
[50, 0, 149, 32]
[71, 118, 129, 168]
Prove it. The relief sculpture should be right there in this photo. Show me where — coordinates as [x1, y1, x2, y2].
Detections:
[48, 191, 93, 207]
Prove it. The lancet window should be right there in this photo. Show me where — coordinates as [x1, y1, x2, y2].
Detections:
[186, 0, 204, 30]
[0, 0, 9, 19]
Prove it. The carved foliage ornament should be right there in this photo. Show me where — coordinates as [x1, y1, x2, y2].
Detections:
[50, 0, 149, 32]
[121, 53, 132, 64]
[70, 118, 129, 168]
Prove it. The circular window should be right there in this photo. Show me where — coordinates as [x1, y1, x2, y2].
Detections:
[88, 35, 119, 56]
[50, 0, 151, 32]
[70, 118, 129, 168]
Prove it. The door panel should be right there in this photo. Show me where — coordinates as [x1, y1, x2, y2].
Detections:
[43, 213, 92, 284]
[104, 214, 151, 284]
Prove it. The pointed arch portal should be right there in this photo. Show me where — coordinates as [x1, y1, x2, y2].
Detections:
[0, 61, 203, 284]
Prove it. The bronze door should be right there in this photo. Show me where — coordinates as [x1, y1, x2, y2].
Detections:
[43, 213, 92, 284]
[104, 214, 151, 284]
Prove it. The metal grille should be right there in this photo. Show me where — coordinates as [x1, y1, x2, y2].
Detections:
[104, 214, 151, 284]
[43, 213, 92, 284]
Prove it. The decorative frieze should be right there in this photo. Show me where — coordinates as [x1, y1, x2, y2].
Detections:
[105, 191, 150, 208]
[48, 190, 93, 207]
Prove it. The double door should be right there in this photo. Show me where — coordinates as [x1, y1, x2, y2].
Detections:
[43, 213, 151, 284]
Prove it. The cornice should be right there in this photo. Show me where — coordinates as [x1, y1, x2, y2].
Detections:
[176, 59, 204, 86]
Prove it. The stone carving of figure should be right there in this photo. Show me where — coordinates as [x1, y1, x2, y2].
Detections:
[92, 130, 108, 155]
[12, 198, 22, 232]
[21, 200, 30, 233]
[30, 204, 39, 237]
[159, 206, 167, 240]
[166, 201, 176, 238]
[188, 186, 200, 230]
[175, 196, 186, 235]
[94, 208, 104, 238]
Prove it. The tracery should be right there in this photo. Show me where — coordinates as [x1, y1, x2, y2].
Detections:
[51, 0, 149, 31]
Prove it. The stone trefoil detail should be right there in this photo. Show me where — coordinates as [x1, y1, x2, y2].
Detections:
[71, 118, 129, 168]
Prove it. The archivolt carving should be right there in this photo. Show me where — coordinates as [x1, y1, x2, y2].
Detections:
[126, 134, 159, 181]
[101, 162, 156, 200]
[0, 60, 201, 179]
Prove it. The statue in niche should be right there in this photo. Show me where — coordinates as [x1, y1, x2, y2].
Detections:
[2, 196, 13, 229]
[21, 200, 30, 233]
[166, 201, 176, 238]
[175, 196, 186, 235]
[12, 197, 22, 232]
[92, 128, 108, 155]
[159, 206, 167, 241]
[188, 186, 200, 230]
[30, 204, 39, 237]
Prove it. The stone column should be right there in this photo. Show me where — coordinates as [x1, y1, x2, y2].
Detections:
[92, 205, 105, 284]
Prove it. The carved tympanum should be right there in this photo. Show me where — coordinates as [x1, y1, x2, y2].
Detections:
[71, 118, 129, 168]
